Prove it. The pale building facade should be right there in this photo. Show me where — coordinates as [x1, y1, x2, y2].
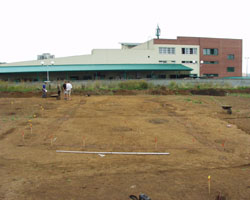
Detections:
[0, 36, 242, 81]
[0, 39, 200, 76]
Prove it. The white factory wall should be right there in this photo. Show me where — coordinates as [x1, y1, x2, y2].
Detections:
[0, 39, 200, 75]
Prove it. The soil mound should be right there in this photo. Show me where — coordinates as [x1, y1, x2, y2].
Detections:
[190, 89, 226, 96]
[148, 89, 175, 95]
[0, 91, 41, 98]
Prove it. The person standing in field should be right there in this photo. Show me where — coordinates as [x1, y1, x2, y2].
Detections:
[57, 81, 61, 100]
[62, 81, 67, 100]
[66, 81, 73, 100]
[42, 82, 47, 98]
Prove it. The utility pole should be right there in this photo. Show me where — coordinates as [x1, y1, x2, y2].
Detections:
[41, 60, 55, 82]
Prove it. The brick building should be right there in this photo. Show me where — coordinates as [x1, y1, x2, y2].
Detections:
[154, 37, 242, 77]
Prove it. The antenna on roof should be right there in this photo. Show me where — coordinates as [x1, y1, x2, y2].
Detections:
[156, 25, 161, 39]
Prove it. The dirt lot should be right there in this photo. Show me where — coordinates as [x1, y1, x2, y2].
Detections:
[0, 94, 250, 200]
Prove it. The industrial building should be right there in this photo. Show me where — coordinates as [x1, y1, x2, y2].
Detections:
[0, 35, 242, 81]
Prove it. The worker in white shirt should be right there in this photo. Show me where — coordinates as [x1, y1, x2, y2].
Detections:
[66, 81, 73, 100]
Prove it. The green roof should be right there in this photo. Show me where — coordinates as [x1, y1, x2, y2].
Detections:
[222, 76, 250, 80]
[0, 64, 192, 74]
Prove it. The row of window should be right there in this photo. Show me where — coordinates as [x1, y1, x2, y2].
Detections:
[159, 60, 221, 64]
[204, 67, 235, 75]
[146, 74, 190, 79]
[159, 47, 176, 54]
[159, 60, 223, 64]
[203, 61, 219, 64]
[159, 47, 198, 55]
[182, 48, 197, 55]
[159, 47, 235, 60]
[182, 61, 197, 64]
[159, 60, 176, 64]
[203, 48, 218, 55]
[204, 74, 219, 77]
[159, 60, 198, 64]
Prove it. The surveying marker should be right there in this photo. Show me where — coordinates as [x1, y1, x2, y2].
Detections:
[208, 175, 211, 195]
[155, 137, 158, 150]
[30, 123, 32, 134]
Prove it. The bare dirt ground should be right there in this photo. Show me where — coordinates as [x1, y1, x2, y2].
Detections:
[0, 94, 250, 200]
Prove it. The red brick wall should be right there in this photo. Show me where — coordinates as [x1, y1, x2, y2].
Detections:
[154, 37, 242, 77]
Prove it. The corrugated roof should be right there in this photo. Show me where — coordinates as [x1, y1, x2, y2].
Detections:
[0, 64, 192, 73]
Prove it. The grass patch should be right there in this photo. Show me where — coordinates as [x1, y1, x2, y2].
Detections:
[228, 93, 250, 98]
[184, 98, 202, 104]
[166, 81, 233, 90]
[193, 100, 202, 104]
[0, 80, 249, 94]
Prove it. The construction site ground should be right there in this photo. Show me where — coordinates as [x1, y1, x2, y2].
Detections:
[0, 94, 250, 200]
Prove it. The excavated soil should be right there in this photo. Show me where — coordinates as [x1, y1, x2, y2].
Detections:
[0, 94, 250, 200]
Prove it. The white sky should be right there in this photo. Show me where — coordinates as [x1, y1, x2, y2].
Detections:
[0, 0, 249, 73]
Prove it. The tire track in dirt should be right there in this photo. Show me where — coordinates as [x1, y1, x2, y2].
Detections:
[0, 128, 16, 140]
[170, 114, 227, 152]
[145, 98, 221, 151]
[42, 99, 87, 137]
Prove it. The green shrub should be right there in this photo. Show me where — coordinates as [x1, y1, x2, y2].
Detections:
[168, 81, 179, 90]
[118, 80, 150, 90]
[0, 81, 40, 92]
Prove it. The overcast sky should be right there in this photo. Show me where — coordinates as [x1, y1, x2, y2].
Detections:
[0, 0, 249, 73]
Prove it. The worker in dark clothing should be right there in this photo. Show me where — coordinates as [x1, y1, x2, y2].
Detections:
[57, 82, 61, 100]
[62, 81, 67, 100]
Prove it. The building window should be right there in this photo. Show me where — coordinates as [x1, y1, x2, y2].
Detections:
[159, 47, 175, 54]
[203, 48, 218, 55]
[227, 67, 235, 72]
[159, 60, 167, 64]
[181, 48, 197, 55]
[204, 74, 219, 77]
[227, 54, 235, 60]
[83, 76, 92, 80]
[203, 61, 219, 64]
[171, 60, 176, 63]
[158, 74, 166, 79]
[182, 61, 197, 64]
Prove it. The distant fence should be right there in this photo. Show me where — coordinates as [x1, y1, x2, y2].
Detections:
[2, 79, 250, 88]
[67, 79, 250, 88]
[147, 79, 250, 87]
